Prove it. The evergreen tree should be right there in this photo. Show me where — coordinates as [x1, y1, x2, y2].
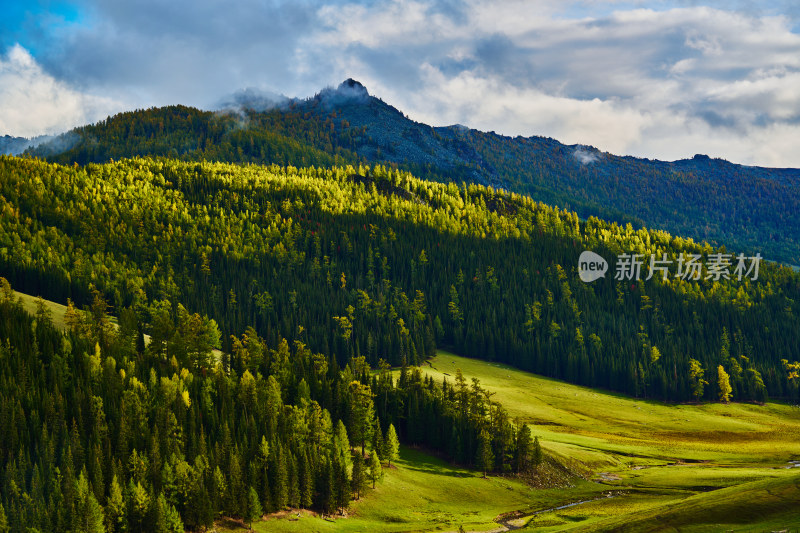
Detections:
[351, 454, 368, 500]
[476, 430, 494, 478]
[372, 417, 385, 459]
[298, 449, 314, 509]
[368, 452, 383, 489]
[127, 480, 151, 533]
[514, 424, 532, 473]
[532, 436, 543, 468]
[105, 474, 126, 533]
[333, 421, 353, 472]
[228, 449, 245, 516]
[384, 424, 400, 467]
[272, 443, 289, 511]
[0, 503, 9, 533]
[332, 454, 350, 514]
[75, 469, 105, 533]
[718, 365, 733, 403]
[246, 487, 263, 530]
[158, 494, 184, 533]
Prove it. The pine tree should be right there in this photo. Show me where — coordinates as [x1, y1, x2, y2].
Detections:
[718, 365, 733, 403]
[256, 436, 270, 511]
[159, 494, 184, 533]
[532, 436, 543, 467]
[228, 448, 245, 516]
[332, 454, 350, 514]
[318, 458, 335, 515]
[368, 451, 383, 489]
[105, 474, 126, 533]
[288, 451, 300, 508]
[351, 454, 368, 500]
[75, 469, 105, 533]
[384, 424, 400, 467]
[246, 486, 263, 530]
[476, 429, 494, 478]
[272, 442, 289, 510]
[514, 424, 532, 473]
[372, 417, 385, 459]
[127, 480, 151, 533]
[298, 449, 314, 509]
[0, 503, 9, 533]
[333, 420, 353, 472]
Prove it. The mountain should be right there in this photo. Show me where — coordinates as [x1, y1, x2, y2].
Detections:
[27, 79, 800, 265]
[0, 133, 55, 155]
[2, 154, 798, 404]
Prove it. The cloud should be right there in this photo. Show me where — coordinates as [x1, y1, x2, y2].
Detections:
[311, 1, 800, 166]
[0, 44, 121, 137]
[574, 146, 600, 164]
[5, 0, 800, 167]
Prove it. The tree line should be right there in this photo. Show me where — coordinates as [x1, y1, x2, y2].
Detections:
[0, 279, 536, 532]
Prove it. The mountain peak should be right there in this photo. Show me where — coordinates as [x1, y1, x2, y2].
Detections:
[338, 78, 369, 97]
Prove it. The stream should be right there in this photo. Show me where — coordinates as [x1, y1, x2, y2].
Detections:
[491, 492, 621, 532]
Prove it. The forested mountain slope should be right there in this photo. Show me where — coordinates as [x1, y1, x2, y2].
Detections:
[2, 155, 799, 404]
[26, 80, 800, 265]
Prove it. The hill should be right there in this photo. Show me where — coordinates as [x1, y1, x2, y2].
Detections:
[416, 352, 800, 532]
[25, 79, 800, 265]
[2, 154, 799, 406]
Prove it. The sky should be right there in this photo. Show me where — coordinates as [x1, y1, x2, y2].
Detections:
[2, 0, 800, 167]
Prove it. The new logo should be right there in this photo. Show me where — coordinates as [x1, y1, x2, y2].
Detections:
[578, 251, 608, 282]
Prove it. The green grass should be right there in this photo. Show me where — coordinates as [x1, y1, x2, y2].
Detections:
[550, 473, 800, 532]
[14, 289, 72, 329]
[421, 352, 800, 464]
[221, 446, 607, 533]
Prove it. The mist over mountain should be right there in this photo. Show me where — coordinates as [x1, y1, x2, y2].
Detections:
[1, 133, 56, 155]
[27, 79, 800, 265]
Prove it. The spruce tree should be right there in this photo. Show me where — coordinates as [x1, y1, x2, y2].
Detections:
[75, 469, 105, 533]
[159, 494, 184, 533]
[718, 365, 733, 403]
[298, 449, 314, 509]
[332, 454, 350, 514]
[384, 424, 400, 467]
[127, 480, 151, 533]
[106, 474, 126, 533]
[515, 424, 532, 473]
[532, 436, 543, 468]
[372, 417, 385, 459]
[246, 487, 263, 530]
[0, 503, 9, 533]
[368, 451, 383, 489]
[351, 454, 368, 500]
[272, 442, 289, 510]
[476, 430, 494, 478]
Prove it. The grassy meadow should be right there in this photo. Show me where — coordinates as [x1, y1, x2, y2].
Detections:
[234, 351, 800, 532]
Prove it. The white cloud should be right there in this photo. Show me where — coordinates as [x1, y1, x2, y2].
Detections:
[312, 2, 800, 166]
[5, 0, 800, 167]
[0, 44, 122, 137]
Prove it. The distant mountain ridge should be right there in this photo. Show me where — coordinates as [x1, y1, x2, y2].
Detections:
[1, 134, 54, 155]
[25, 79, 800, 264]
